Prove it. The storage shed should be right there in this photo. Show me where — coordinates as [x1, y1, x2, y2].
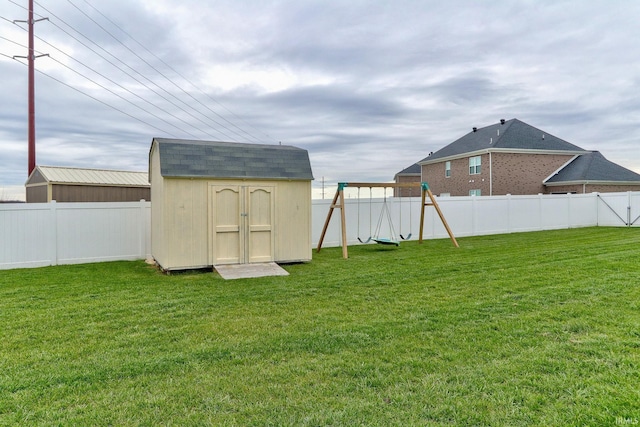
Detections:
[149, 138, 314, 271]
[25, 165, 150, 203]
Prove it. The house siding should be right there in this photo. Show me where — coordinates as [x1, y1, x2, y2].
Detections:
[422, 154, 490, 196]
[423, 152, 577, 196]
[394, 174, 421, 197]
[491, 153, 575, 195]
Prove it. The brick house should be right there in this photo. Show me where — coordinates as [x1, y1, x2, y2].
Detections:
[393, 163, 421, 197]
[415, 119, 640, 196]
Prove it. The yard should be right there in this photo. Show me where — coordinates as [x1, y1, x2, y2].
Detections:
[1, 227, 638, 426]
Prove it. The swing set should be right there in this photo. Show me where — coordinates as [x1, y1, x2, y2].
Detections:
[317, 182, 458, 259]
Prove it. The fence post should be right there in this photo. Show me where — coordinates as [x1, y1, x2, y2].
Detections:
[139, 199, 147, 259]
[538, 193, 543, 231]
[628, 192, 632, 227]
[506, 194, 511, 233]
[50, 200, 58, 266]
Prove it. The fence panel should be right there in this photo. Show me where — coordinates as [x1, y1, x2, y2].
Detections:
[0, 203, 55, 269]
[0, 201, 150, 270]
[597, 192, 632, 226]
[1, 192, 637, 270]
[55, 201, 150, 265]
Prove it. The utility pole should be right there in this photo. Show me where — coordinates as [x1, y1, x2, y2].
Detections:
[14, 0, 48, 177]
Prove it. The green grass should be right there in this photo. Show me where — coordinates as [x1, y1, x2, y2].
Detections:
[1, 227, 639, 426]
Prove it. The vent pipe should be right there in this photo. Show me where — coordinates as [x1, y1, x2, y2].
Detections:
[472, 127, 477, 132]
[500, 119, 505, 125]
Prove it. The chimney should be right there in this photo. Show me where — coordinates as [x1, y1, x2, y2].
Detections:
[473, 127, 477, 132]
[500, 119, 505, 125]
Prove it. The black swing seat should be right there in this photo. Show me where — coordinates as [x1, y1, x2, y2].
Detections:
[400, 233, 412, 240]
[373, 238, 399, 246]
[358, 236, 372, 244]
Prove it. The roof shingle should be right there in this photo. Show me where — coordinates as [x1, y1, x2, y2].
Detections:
[152, 138, 314, 180]
[545, 151, 640, 183]
[420, 118, 586, 163]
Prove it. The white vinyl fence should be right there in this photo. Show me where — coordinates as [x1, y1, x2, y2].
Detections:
[1, 192, 638, 270]
[0, 200, 150, 270]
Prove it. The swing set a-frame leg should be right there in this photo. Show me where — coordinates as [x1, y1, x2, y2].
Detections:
[317, 187, 349, 258]
[419, 185, 459, 248]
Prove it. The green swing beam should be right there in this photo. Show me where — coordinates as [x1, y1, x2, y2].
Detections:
[317, 182, 459, 259]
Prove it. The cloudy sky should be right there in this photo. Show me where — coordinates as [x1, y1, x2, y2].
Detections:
[1, 0, 639, 200]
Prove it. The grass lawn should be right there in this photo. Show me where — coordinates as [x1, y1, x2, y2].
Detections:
[1, 227, 639, 426]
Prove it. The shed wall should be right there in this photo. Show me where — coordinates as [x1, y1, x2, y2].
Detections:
[153, 176, 311, 270]
[51, 184, 150, 202]
[26, 184, 48, 203]
[150, 145, 167, 268]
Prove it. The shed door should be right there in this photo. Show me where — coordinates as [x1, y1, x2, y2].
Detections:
[212, 185, 242, 264]
[210, 185, 274, 265]
[247, 186, 274, 263]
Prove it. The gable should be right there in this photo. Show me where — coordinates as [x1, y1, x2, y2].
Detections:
[152, 138, 314, 181]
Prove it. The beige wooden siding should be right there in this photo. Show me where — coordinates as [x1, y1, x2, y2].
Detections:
[163, 179, 209, 269]
[150, 145, 167, 268]
[151, 172, 311, 270]
[274, 181, 312, 262]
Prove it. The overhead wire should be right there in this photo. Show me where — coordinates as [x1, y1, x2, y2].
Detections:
[9, 54, 180, 137]
[6, 13, 221, 140]
[75, 0, 275, 144]
[3, 16, 187, 138]
[67, 0, 267, 144]
[3, 0, 279, 145]
[30, 0, 239, 142]
[39, 0, 264, 143]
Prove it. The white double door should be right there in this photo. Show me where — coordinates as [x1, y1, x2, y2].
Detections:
[211, 185, 275, 265]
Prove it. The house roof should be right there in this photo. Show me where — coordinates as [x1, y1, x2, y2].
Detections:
[545, 151, 640, 184]
[420, 118, 586, 163]
[152, 138, 314, 180]
[29, 165, 149, 186]
[395, 163, 421, 177]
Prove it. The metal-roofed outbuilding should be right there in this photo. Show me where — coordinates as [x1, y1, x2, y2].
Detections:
[25, 165, 150, 203]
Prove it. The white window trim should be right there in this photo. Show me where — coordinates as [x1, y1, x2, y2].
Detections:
[469, 156, 481, 175]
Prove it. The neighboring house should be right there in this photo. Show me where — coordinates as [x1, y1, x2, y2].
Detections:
[415, 118, 640, 196]
[25, 165, 150, 203]
[393, 163, 421, 197]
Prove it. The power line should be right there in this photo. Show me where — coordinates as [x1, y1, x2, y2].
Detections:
[45, 55, 203, 139]
[4, 1, 280, 145]
[34, 0, 246, 142]
[11, 56, 181, 137]
[3, 32, 187, 139]
[72, 0, 276, 144]
[6, 13, 219, 140]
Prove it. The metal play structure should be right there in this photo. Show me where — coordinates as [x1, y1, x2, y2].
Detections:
[317, 182, 459, 258]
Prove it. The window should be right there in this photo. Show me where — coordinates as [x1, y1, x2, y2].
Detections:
[469, 156, 481, 175]
[469, 189, 481, 196]
[445, 161, 451, 177]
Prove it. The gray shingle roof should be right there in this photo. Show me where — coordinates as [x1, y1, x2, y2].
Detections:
[152, 138, 314, 180]
[395, 163, 421, 176]
[545, 151, 640, 183]
[420, 119, 586, 163]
